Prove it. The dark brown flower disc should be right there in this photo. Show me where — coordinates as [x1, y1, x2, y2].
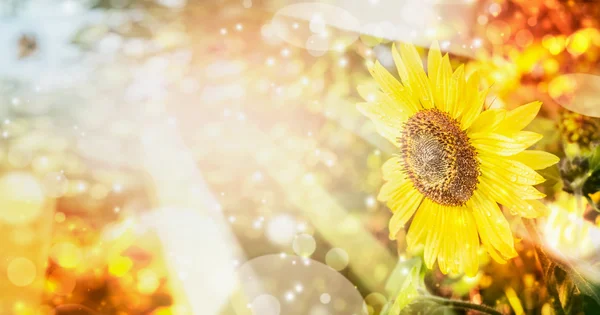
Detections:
[399, 109, 480, 206]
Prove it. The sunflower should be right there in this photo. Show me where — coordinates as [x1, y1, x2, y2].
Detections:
[357, 43, 559, 276]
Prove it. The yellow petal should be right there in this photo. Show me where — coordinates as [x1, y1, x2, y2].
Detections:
[436, 209, 479, 276]
[367, 61, 421, 114]
[497, 101, 542, 132]
[471, 133, 529, 156]
[406, 199, 433, 249]
[438, 212, 450, 274]
[391, 43, 410, 87]
[434, 54, 452, 112]
[480, 164, 545, 187]
[388, 187, 423, 240]
[427, 41, 442, 95]
[468, 109, 506, 134]
[486, 246, 507, 264]
[520, 186, 546, 199]
[524, 199, 549, 218]
[479, 154, 546, 185]
[479, 178, 543, 218]
[459, 71, 483, 130]
[482, 168, 546, 200]
[381, 156, 405, 181]
[448, 64, 466, 119]
[471, 191, 517, 263]
[398, 43, 435, 109]
[508, 131, 543, 148]
[512, 150, 560, 170]
[357, 100, 406, 145]
[424, 203, 443, 268]
[378, 163, 424, 241]
[461, 209, 480, 276]
[378, 176, 412, 203]
[368, 61, 404, 95]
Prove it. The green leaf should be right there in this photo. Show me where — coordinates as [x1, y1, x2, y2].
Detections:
[71, 25, 110, 47]
[566, 267, 600, 307]
[558, 277, 582, 314]
[380, 302, 392, 315]
[583, 170, 600, 212]
[538, 164, 561, 188]
[554, 258, 600, 308]
[384, 257, 422, 297]
[583, 295, 600, 313]
[589, 145, 600, 172]
[551, 265, 579, 314]
[388, 263, 422, 315]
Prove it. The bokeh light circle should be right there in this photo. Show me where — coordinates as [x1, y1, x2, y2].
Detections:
[50, 242, 83, 269]
[137, 269, 160, 294]
[325, 248, 349, 271]
[236, 254, 367, 315]
[0, 172, 45, 225]
[42, 172, 69, 198]
[251, 294, 281, 315]
[8, 144, 33, 168]
[309, 305, 329, 315]
[266, 214, 297, 246]
[7, 257, 37, 287]
[292, 233, 316, 257]
[365, 292, 388, 314]
[306, 35, 329, 56]
[320, 293, 331, 304]
[549, 73, 600, 117]
[271, 3, 360, 52]
[309, 15, 326, 34]
[11, 226, 36, 245]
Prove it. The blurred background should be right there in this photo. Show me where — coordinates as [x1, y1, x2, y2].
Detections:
[1, 0, 600, 314]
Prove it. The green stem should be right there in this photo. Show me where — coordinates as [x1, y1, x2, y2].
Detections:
[412, 296, 502, 315]
[523, 218, 565, 315]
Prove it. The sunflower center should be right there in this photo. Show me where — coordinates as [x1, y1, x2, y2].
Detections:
[399, 109, 479, 206]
